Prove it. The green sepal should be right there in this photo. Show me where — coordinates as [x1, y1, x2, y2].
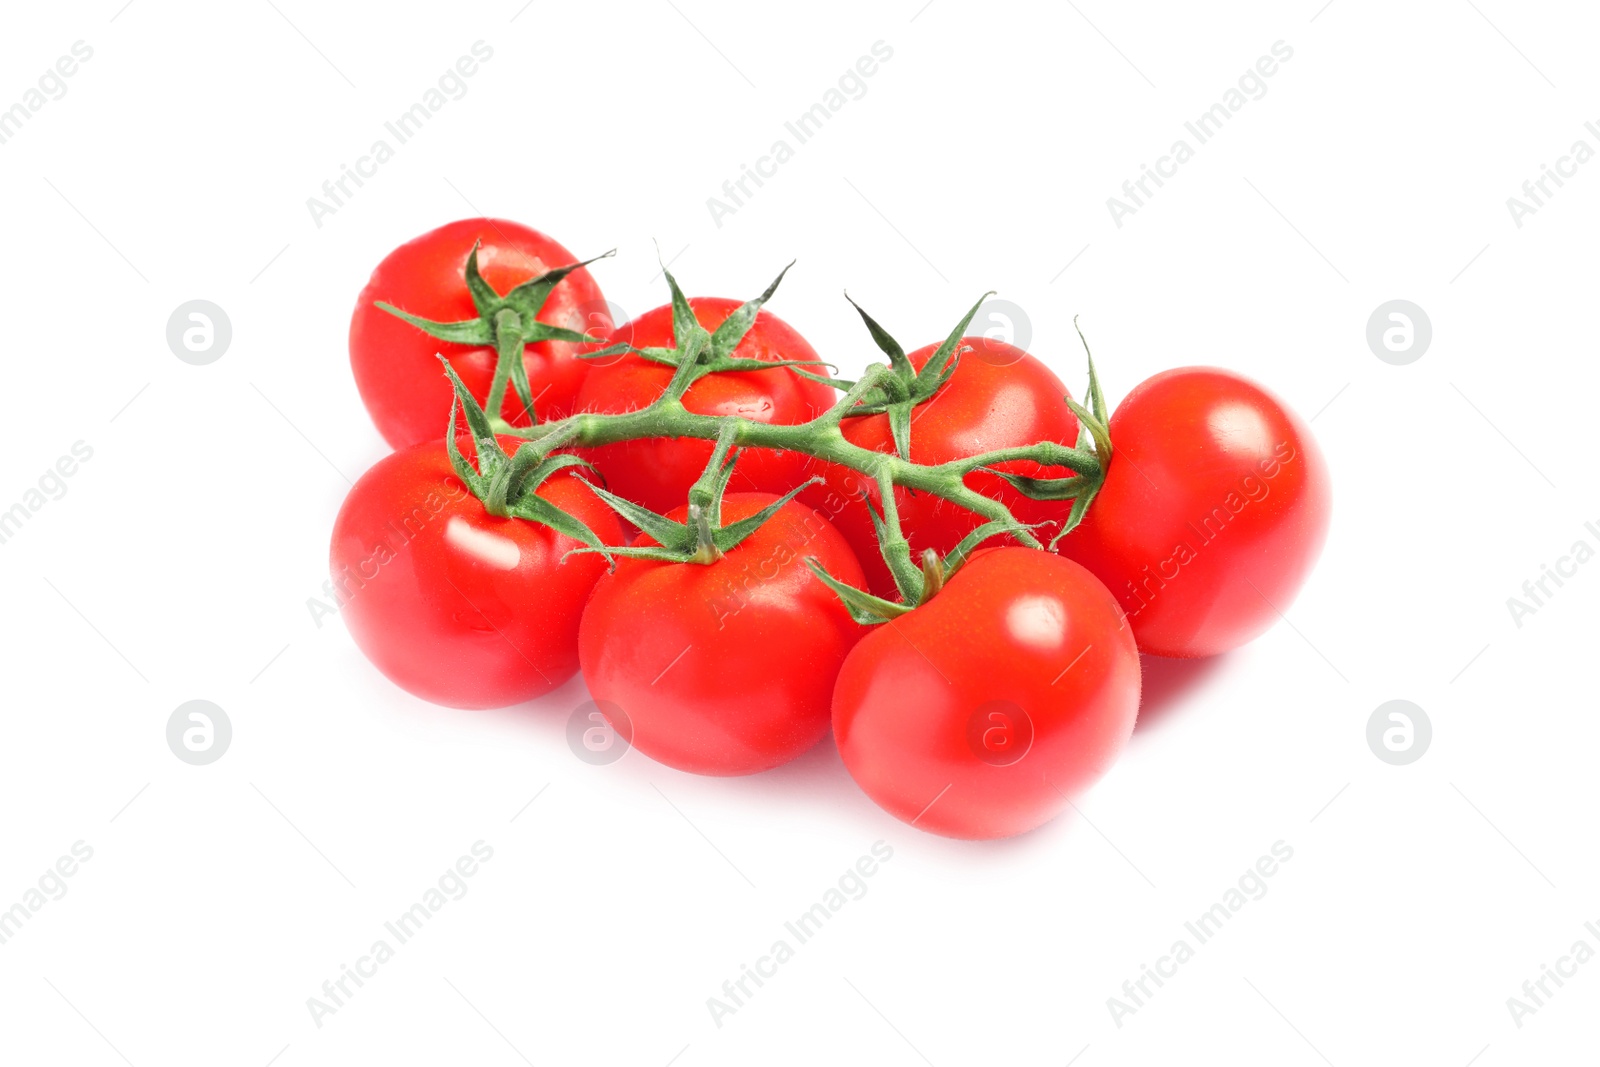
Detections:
[1064, 396, 1112, 464]
[706, 356, 837, 376]
[625, 345, 681, 366]
[913, 291, 991, 389]
[442, 396, 482, 492]
[944, 519, 1039, 577]
[804, 558, 912, 625]
[1074, 316, 1109, 425]
[792, 366, 849, 389]
[983, 469, 1080, 501]
[439, 357, 509, 481]
[709, 261, 793, 359]
[500, 249, 617, 325]
[375, 303, 494, 345]
[1052, 488, 1099, 547]
[564, 543, 692, 565]
[520, 322, 604, 346]
[660, 263, 704, 354]
[577, 480, 696, 552]
[1045, 318, 1113, 549]
[497, 449, 592, 512]
[709, 478, 819, 552]
[461, 243, 501, 319]
[844, 292, 914, 379]
[575, 342, 633, 361]
[508, 492, 615, 566]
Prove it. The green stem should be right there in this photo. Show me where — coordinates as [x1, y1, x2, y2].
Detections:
[509, 366, 1104, 554]
[873, 463, 922, 599]
[484, 307, 525, 427]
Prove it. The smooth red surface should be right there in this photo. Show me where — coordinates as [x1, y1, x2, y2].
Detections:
[801, 338, 1081, 598]
[1057, 367, 1331, 658]
[574, 299, 837, 514]
[349, 218, 612, 449]
[833, 548, 1141, 840]
[330, 437, 624, 709]
[578, 493, 865, 776]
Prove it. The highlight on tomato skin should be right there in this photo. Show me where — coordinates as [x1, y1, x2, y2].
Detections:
[329, 436, 625, 711]
[831, 548, 1142, 840]
[577, 493, 866, 777]
[349, 218, 613, 450]
[1055, 366, 1332, 660]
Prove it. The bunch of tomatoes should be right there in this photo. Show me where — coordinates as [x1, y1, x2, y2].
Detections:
[331, 218, 1331, 840]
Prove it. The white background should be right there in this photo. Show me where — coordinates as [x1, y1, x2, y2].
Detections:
[1, 1, 1596, 1064]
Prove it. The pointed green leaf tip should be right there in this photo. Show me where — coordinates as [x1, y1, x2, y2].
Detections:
[462, 242, 500, 319]
[804, 558, 911, 624]
[710, 261, 793, 359]
[568, 424, 824, 566]
[838, 292, 993, 427]
[916, 291, 992, 388]
[844, 292, 913, 378]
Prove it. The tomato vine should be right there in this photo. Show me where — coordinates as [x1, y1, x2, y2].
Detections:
[387, 255, 1113, 618]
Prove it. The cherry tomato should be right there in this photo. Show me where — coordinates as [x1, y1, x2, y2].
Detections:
[574, 300, 837, 514]
[1058, 367, 1331, 658]
[802, 338, 1080, 598]
[578, 493, 864, 776]
[833, 548, 1140, 840]
[330, 437, 624, 709]
[350, 218, 612, 449]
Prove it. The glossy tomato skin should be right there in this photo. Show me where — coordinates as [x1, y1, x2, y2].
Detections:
[833, 548, 1140, 840]
[1057, 367, 1331, 659]
[578, 493, 864, 776]
[801, 339, 1080, 599]
[574, 300, 836, 514]
[350, 219, 612, 450]
[330, 437, 624, 710]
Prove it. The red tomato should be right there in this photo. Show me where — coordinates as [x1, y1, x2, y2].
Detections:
[833, 548, 1140, 840]
[802, 339, 1080, 598]
[578, 493, 864, 776]
[574, 300, 837, 514]
[330, 437, 624, 709]
[350, 219, 612, 449]
[1057, 367, 1331, 658]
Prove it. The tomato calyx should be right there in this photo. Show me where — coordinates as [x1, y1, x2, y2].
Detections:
[580, 260, 837, 388]
[378, 243, 626, 431]
[436, 356, 615, 559]
[804, 514, 1037, 624]
[978, 318, 1115, 545]
[811, 292, 991, 461]
[572, 441, 824, 566]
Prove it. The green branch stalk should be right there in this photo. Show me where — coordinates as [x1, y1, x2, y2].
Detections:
[498, 360, 1105, 554]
